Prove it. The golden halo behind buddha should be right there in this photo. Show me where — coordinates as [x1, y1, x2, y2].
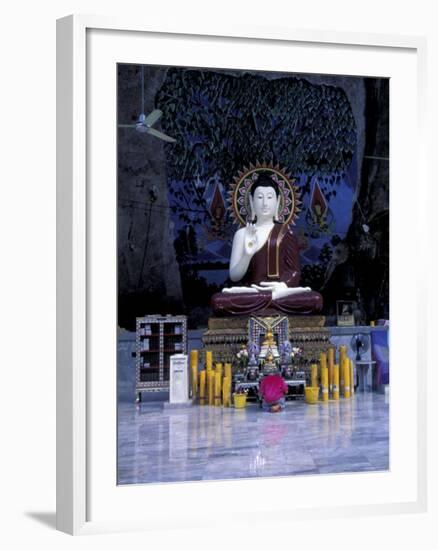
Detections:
[228, 161, 301, 227]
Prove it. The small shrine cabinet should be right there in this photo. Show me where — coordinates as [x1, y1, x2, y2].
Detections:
[135, 314, 187, 402]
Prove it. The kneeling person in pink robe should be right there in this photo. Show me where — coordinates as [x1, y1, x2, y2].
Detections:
[259, 372, 288, 413]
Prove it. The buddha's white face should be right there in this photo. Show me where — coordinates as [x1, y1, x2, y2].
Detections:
[250, 186, 279, 221]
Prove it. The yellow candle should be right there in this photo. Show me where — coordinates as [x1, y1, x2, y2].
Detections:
[215, 362, 223, 379]
[320, 353, 327, 401]
[199, 370, 206, 405]
[343, 357, 351, 398]
[321, 366, 329, 402]
[191, 363, 198, 400]
[190, 350, 198, 399]
[311, 363, 318, 388]
[224, 363, 232, 381]
[208, 371, 215, 406]
[332, 364, 340, 400]
[222, 376, 231, 407]
[328, 347, 334, 394]
[370, 320, 375, 327]
[339, 346, 346, 394]
[190, 349, 198, 366]
[350, 358, 355, 396]
[206, 350, 213, 373]
[214, 371, 222, 406]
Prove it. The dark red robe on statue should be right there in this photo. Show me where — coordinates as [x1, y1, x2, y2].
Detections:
[211, 224, 323, 316]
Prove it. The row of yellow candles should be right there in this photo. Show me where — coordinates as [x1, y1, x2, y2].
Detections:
[190, 350, 232, 407]
[190, 346, 354, 406]
[310, 345, 354, 401]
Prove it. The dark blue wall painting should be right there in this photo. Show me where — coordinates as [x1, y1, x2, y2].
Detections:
[117, 64, 389, 330]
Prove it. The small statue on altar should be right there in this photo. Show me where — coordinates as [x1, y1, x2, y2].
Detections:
[211, 166, 323, 316]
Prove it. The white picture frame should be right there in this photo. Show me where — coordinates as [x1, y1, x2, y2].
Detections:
[57, 14, 428, 535]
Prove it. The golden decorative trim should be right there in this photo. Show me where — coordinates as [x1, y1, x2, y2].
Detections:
[208, 315, 326, 330]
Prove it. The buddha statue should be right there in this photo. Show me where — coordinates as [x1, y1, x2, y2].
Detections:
[211, 169, 323, 316]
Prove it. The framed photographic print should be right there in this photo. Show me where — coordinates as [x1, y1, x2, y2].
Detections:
[336, 301, 355, 326]
[57, 15, 427, 535]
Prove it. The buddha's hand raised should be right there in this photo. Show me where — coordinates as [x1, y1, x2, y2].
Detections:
[243, 223, 258, 256]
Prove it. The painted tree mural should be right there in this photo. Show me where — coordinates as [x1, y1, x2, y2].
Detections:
[156, 69, 357, 228]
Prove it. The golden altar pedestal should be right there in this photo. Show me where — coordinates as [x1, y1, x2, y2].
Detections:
[201, 315, 330, 365]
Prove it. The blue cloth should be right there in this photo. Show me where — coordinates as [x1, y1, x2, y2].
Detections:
[371, 328, 389, 385]
[262, 397, 286, 412]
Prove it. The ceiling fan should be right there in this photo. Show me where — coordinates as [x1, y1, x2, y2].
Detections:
[118, 65, 176, 143]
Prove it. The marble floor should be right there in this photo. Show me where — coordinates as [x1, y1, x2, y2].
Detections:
[117, 392, 389, 485]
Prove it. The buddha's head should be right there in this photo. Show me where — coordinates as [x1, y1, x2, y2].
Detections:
[248, 173, 281, 224]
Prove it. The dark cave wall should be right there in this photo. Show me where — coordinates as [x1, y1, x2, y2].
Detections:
[117, 65, 183, 330]
[321, 78, 389, 323]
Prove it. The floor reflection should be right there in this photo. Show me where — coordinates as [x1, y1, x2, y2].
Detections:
[117, 393, 389, 484]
